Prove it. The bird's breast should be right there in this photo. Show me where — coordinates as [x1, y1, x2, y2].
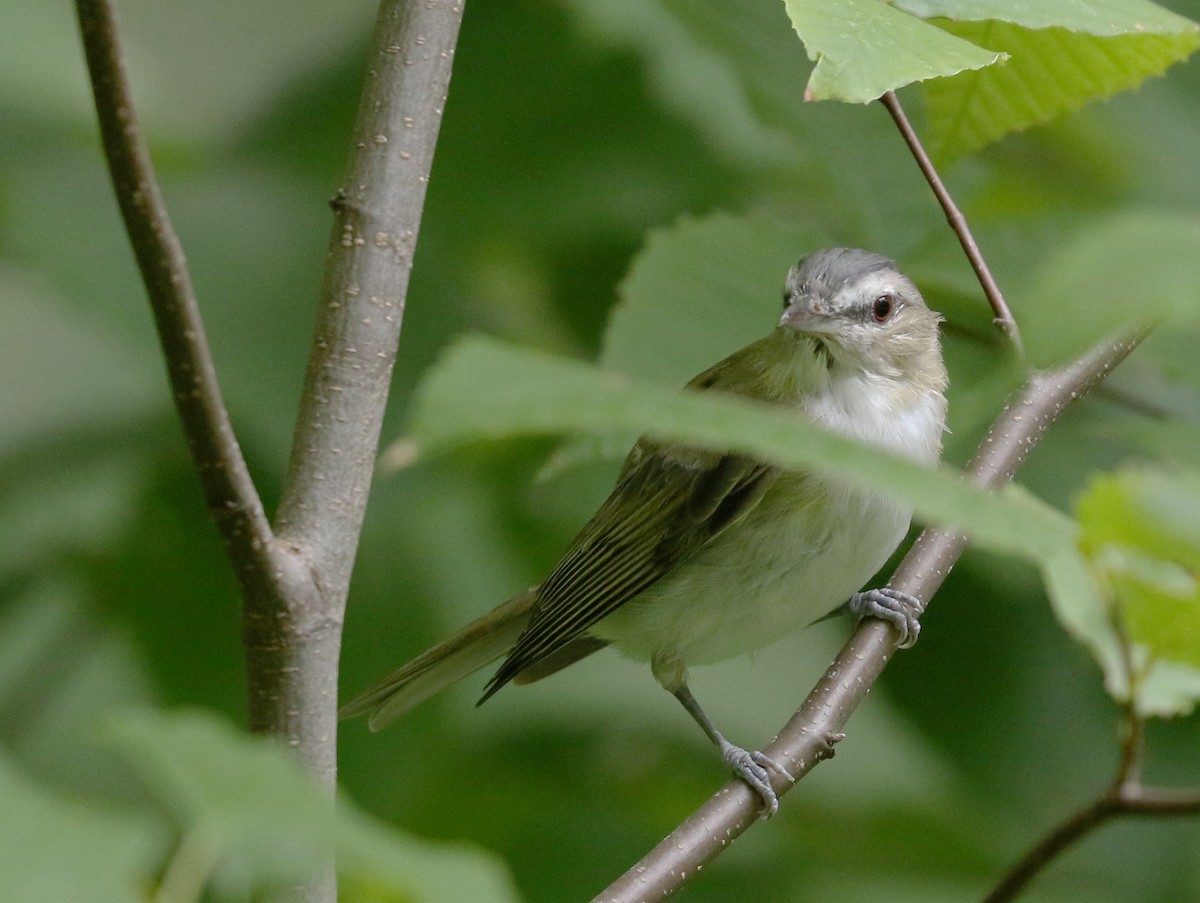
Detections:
[591, 472, 912, 665]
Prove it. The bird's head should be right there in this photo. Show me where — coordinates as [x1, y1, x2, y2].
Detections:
[779, 248, 944, 387]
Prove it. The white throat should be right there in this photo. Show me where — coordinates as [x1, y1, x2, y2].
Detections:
[804, 366, 945, 465]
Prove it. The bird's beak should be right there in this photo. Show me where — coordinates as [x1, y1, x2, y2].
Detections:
[780, 299, 837, 334]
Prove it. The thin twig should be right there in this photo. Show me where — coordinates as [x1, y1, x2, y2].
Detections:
[981, 767, 1200, 903]
[880, 90, 1023, 353]
[981, 617, 1200, 903]
[1113, 630, 1145, 787]
[74, 0, 276, 576]
[592, 329, 1144, 903]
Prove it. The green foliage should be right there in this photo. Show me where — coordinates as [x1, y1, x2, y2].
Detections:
[784, 0, 1003, 103]
[1071, 468, 1200, 715]
[1020, 211, 1200, 366]
[0, 751, 161, 903]
[0, 710, 517, 903]
[904, 0, 1200, 160]
[782, 0, 1200, 162]
[4, 0, 1200, 901]
[601, 212, 809, 383]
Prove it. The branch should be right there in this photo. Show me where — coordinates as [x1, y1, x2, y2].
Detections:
[982, 762, 1200, 903]
[980, 629, 1200, 902]
[77, 3, 464, 898]
[74, 0, 275, 576]
[244, 0, 464, 769]
[275, 0, 463, 581]
[77, 0, 465, 788]
[880, 91, 1023, 353]
[592, 330, 1145, 903]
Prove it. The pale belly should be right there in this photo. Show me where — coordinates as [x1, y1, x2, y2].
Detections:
[590, 472, 911, 665]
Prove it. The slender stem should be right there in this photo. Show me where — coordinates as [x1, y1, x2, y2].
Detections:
[1115, 787, 1200, 815]
[879, 91, 1023, 353]
[982, 608, 1200, 903]
[75, 1, 326, 770]
[74, 0, 276, 577]
[982, 782, 1200, 903]
[1111, 622, 1149, 783]
[592, 330, 1143, 903]
[981, 797, 1118, 903]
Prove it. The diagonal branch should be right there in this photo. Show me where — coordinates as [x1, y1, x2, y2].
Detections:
[981, 763, 1200, 903]
[74, 0, 275, 576]
[984, 789, 1200, 903]
[981, 628, 1200, 902]
[880, 90, 1023, 353]
[592, 329, 1145, 903]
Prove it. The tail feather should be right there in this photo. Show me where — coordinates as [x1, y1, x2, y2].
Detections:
[340, 589, 536, 730]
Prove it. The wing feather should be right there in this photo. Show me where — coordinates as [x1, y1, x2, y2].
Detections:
[480, 443, 778, 701]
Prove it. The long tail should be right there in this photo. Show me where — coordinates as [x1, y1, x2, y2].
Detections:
[339, 589, 537, 731]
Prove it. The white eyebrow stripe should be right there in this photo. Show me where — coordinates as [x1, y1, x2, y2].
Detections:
[831, 271, 904, 310]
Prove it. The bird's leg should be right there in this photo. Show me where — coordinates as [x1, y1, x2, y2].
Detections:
[846, 587, 923, 648]
[653, 656, 794, 817]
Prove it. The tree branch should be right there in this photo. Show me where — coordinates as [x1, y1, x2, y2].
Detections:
[77, 0, 465, 799]
[592, 330, 1144, 903]
[78, 2, 465, 899]
[981, 759, 1200, 903]
[75, 3, 324, 766]
[880, 91, 1023, 353]
[980, 624, 1200, 902]
[244, 0, 464, 777]
[74, 0, 276, 578]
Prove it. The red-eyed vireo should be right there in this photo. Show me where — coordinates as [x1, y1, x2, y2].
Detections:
[342, 248, 948, 814]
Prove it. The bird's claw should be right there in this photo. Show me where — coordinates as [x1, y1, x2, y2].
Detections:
[848, 587, 923, 648]
[720, 741, 794, 817]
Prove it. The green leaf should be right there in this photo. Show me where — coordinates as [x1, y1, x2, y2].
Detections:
[102, 709, 336, 894]
[1071, 467, 1200, 716]
[0, 267, 161, 458]
[783, 0, 1004, 103]
[102, 710, 518, 903]
[0, 751, 161, 903]
[904, 0, 1200, 161]
[1109, 548, 1200, 668]
[402, 335, 1081, 569]
[335, 806, 519, 903]
[601, 211, 815, 384]
[897, 0, 1198, 36]
[1078, 467, 1200, 574]
[567, 0, 795, 161]
[540, 212, 812, 475]
[1018, 211, 1200, 368]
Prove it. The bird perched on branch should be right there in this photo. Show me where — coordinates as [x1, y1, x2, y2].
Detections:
[342, 248, 948, 814]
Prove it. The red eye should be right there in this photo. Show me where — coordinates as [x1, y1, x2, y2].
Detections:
[872, 294, 894, 322]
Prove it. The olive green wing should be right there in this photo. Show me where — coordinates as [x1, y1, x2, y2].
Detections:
[479, 442, 777, 701]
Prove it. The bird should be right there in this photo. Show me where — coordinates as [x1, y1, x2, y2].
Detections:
[341, 248, 948, 815]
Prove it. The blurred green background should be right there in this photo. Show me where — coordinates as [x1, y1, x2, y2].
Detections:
[2, 0, 1199, 900]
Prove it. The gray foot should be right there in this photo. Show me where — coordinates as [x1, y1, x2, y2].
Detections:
[719, 740, 794, 817]
[848, 587, 923, 648]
